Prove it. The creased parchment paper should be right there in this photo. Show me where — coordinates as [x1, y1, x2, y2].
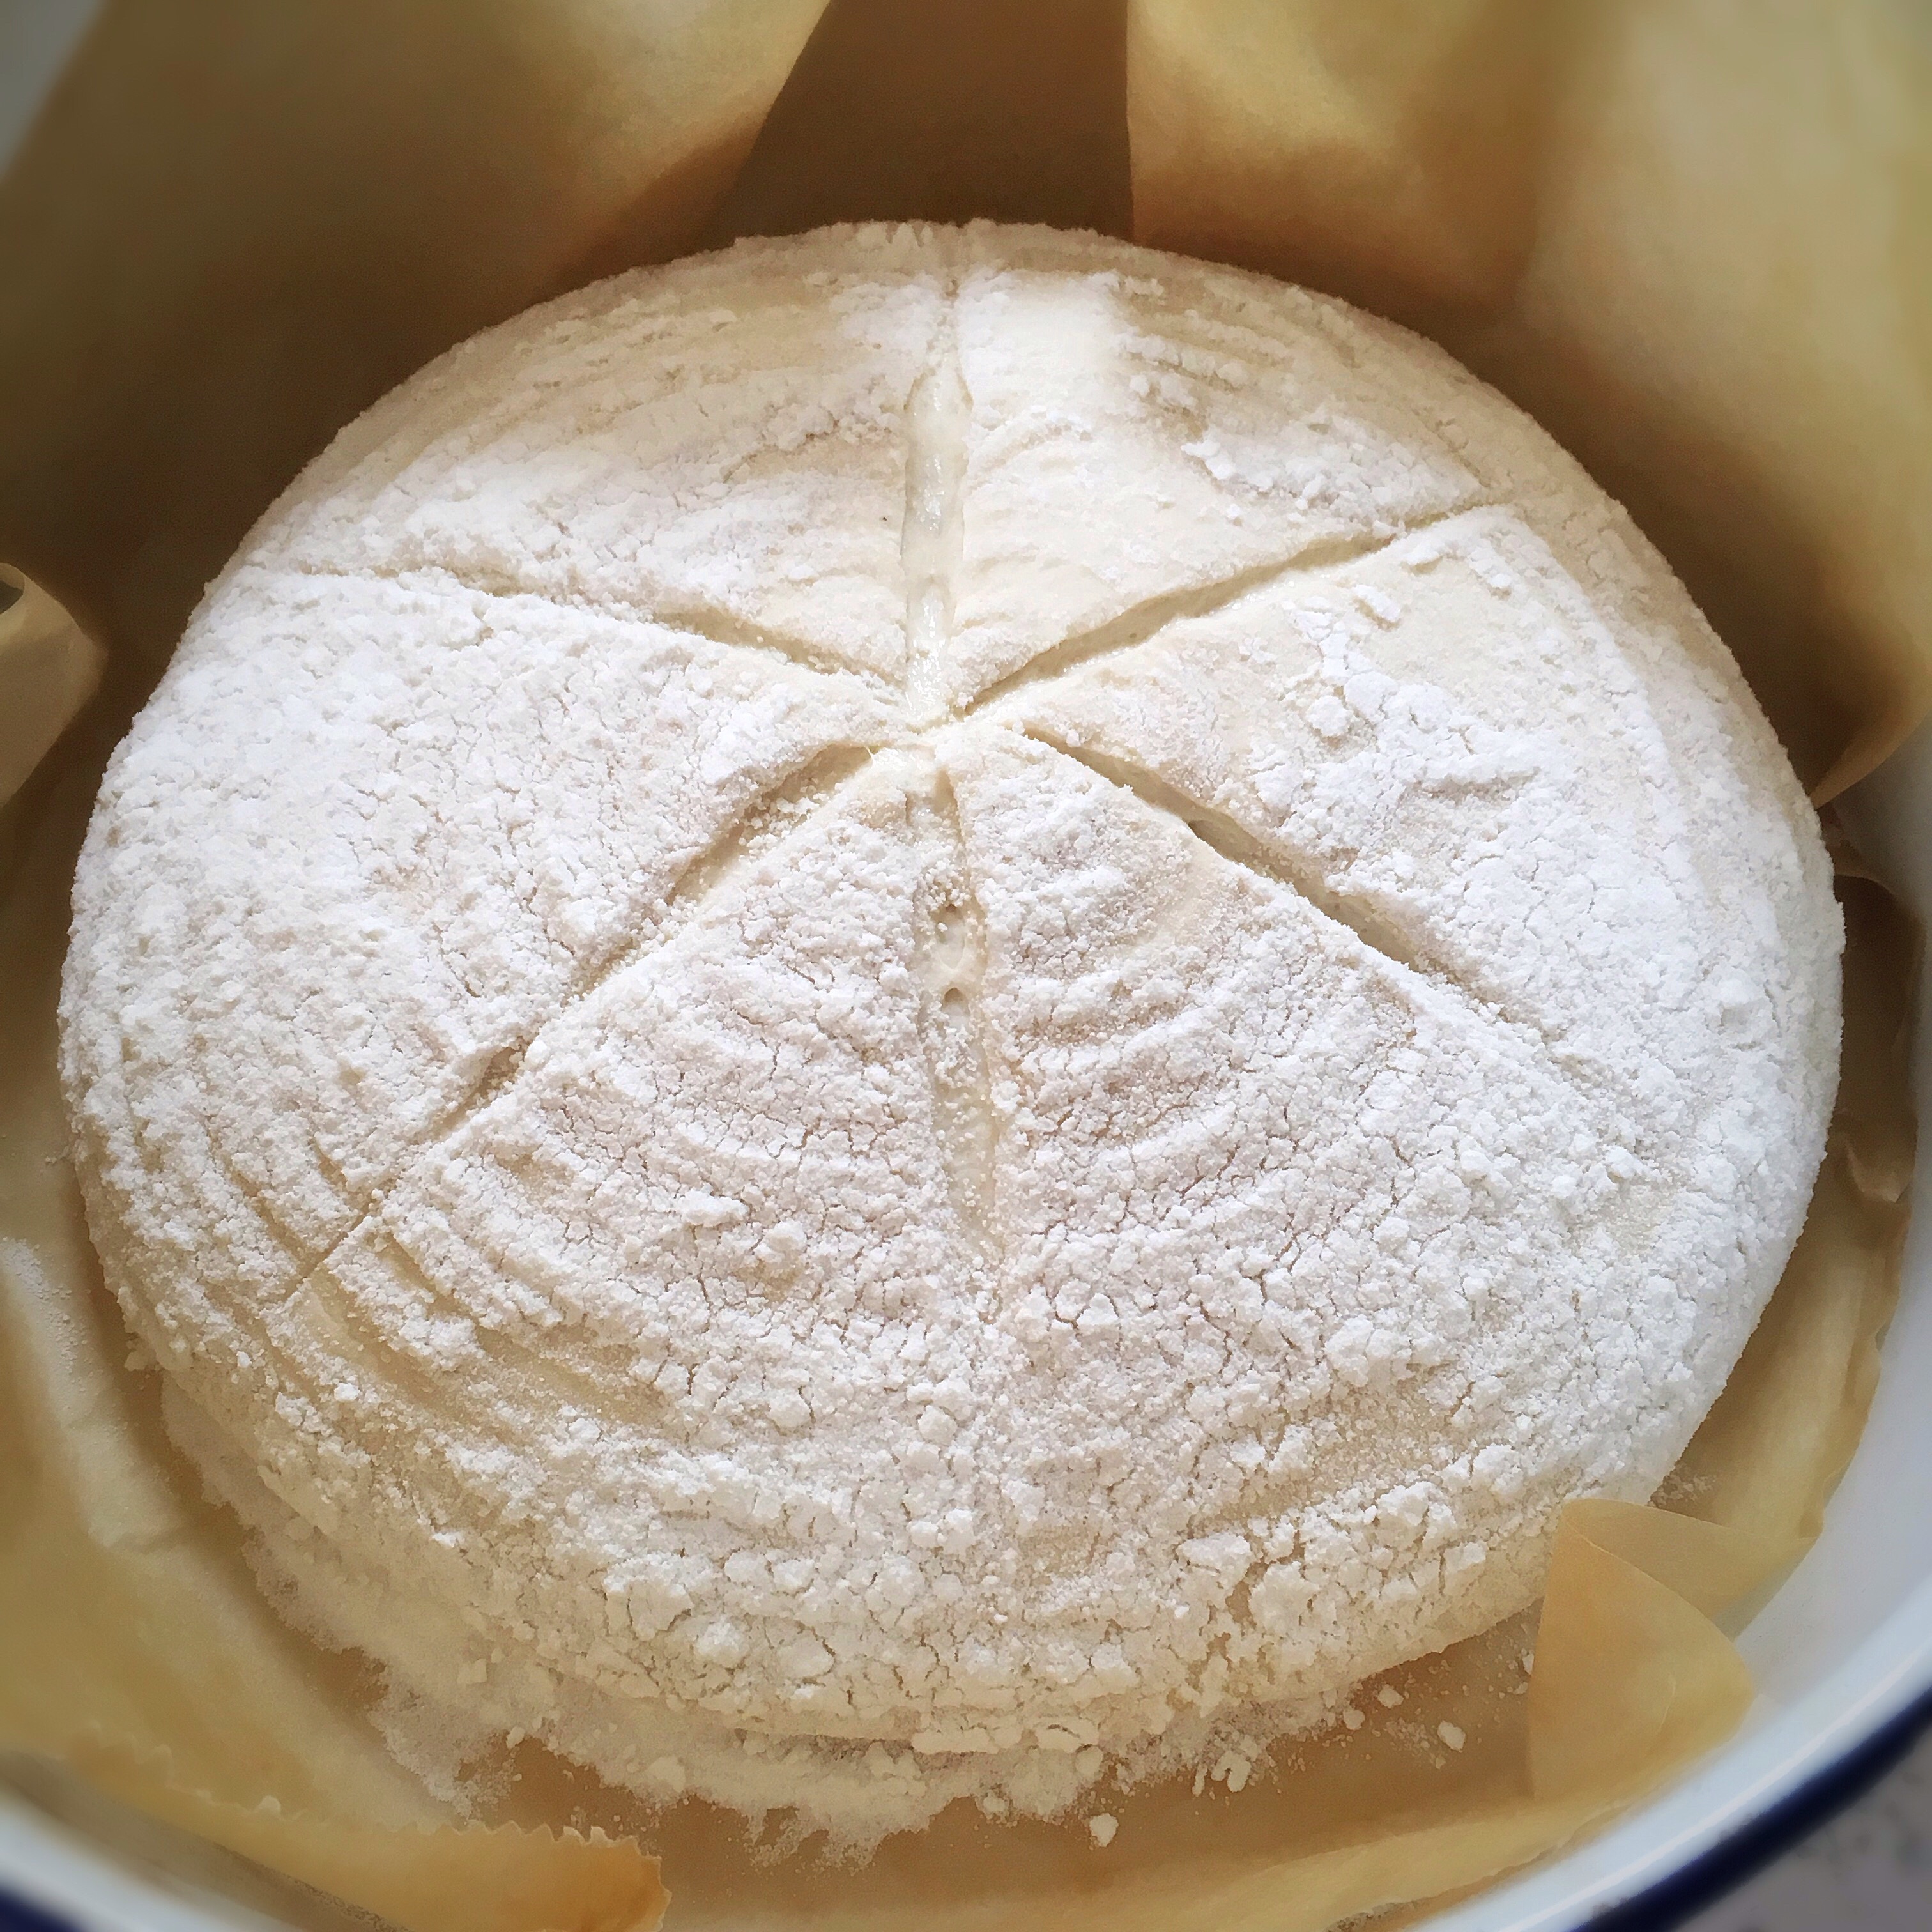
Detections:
[0, 3, 1924, 1928]
[1129, 0, 1932, 801]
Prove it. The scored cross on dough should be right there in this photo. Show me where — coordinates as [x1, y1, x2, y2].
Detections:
[221, 518, 1510, 1307]
[60, 223, 1839, 1840]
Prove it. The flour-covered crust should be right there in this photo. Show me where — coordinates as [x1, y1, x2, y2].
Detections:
[61, 222, 1841, 1839]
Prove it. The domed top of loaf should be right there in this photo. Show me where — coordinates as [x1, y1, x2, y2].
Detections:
[61, 222, 1840, 1839]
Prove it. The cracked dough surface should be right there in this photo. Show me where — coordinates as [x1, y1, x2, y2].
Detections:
[60, 222, 1842, 1839]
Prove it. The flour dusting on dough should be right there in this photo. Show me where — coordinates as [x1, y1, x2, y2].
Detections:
[60, 223, 1841, 1843]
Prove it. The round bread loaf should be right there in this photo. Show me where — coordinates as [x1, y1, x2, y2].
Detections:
[61, 222, 1841, 1839]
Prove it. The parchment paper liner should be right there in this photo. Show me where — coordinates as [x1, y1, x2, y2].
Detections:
[1, 4, 1924, 1928]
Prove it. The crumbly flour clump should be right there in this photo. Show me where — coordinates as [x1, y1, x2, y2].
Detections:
[61, 222, 1841, 1842]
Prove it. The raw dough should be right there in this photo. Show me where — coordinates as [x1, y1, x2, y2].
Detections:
[59, 223, 1841, 1839]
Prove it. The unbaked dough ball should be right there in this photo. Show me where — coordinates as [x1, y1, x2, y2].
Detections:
[61, 223, 1841, 1839]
